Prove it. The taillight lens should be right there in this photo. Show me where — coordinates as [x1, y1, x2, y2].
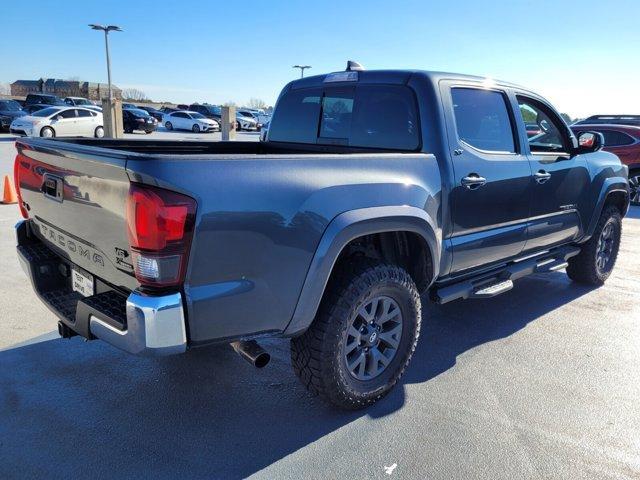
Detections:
[14, 152, 29, 219]
[125, 183, 196, 289]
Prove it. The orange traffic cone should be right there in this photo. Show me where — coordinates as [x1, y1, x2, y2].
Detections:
[2, 175, 18, 204]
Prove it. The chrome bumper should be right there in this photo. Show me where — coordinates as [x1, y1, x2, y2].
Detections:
[90, 291, 187, 356]
[16, 220, 187, 357]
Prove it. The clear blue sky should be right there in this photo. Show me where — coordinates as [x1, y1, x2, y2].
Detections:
[1, 0, 639, 117]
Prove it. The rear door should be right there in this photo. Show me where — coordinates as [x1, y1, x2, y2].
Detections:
[441, 83, 533, 274]
[515, 94, 590, 251]
[76, 109, 94, 136]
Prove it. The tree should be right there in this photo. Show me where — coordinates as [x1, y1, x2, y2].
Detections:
[247, 97, 267, 109]
[223, 100, 237, 107]
[122, 88, 150, 101]
[0, 83, 10, 96]
[560, 113, 572, 124]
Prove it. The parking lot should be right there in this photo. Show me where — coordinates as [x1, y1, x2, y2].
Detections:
[0, 131, 639, 479]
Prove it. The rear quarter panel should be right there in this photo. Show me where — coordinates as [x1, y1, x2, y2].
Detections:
[126, 153, 441, 343]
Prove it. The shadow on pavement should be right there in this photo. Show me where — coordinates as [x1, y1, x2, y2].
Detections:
[0, 272, 593, 478]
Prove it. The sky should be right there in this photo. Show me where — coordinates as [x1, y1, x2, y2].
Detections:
[1, 0, 639, 118]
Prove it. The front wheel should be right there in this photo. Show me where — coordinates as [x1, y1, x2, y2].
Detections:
[94, 126, 104, 138]
[629, 171, 640, 206]
[40, 126, 55, 138]
[566, 206, 622, 285]
[192, 124, 200, 133]
[165, 121, 173, 130]
[291, 259, 421, 410]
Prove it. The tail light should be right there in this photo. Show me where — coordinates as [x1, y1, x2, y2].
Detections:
[14, 152, 29, 219]
[125, 183, 196, 289]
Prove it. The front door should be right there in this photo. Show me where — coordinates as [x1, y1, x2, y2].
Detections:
[51, 108, 77, 136]
[442, 84, 533, 274]
[515, 95, 591, 252]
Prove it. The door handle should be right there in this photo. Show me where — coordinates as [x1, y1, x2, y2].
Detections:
[461, 174, 487, 190]
[534, 170, 551, 184]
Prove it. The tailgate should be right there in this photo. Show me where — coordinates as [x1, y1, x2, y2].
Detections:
[15, 139, 138, 292]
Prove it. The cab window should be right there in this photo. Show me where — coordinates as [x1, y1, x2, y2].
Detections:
[517, 96, 570, 153]
[451, 88, 516, 153]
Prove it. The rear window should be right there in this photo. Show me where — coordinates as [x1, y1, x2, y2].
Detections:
[269, 85, 420, 150]
[269, 88, 322, 144]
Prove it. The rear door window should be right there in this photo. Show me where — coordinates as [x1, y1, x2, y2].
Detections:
[77, 109, 92, 117]
[451, 88, 516, 153]
[601, 130, 636, 146]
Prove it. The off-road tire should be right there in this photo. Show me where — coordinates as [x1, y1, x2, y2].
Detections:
[566, 206, 622, 285]
[629, 170, 640, 206]
[291, 259, 421, 410]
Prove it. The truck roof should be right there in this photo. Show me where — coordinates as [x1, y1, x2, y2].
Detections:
[286, 69, 525, 91]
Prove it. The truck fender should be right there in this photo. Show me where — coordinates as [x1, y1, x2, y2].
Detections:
[584, 177, 630, 240]
[283, 206, 440, 336]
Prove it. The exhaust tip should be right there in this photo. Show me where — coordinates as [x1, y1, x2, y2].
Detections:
[253, 351, 270, 369]
[230, 340, 271, 368]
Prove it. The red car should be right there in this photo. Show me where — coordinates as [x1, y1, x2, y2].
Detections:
[571, 124, 640, 205]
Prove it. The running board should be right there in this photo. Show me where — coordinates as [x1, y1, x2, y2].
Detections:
[432, 246, 580, 304]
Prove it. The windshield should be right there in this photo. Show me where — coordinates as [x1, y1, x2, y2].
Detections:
[190, 112, 206, 119]
[0, 100, 21, 111]
[32, 107, 62, 117]
[74, 98, 91, 105]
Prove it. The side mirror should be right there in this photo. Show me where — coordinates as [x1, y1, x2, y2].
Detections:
[576, 131, 604, 154]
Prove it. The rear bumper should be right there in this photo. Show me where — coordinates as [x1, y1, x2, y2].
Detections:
[16, 220, 187, 356]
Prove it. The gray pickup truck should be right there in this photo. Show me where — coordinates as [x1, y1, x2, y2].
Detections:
[14, 64, 630, 409]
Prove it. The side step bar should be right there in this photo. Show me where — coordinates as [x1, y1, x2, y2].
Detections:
[433, 246, 580, 304]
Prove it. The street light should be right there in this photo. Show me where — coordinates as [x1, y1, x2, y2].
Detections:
[89, 24, 122, 100]
[293, 65, 311, 78]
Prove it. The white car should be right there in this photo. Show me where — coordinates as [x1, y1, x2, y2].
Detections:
[236, 112, 259, 131]
[163, 111, 219, 133]
[10, 106, 104, 138]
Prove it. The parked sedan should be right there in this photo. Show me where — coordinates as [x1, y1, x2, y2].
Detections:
[10, 106, 103, 138]
[0, 99, 26, 131]
[163, 111, 219, 133]
[571, 124, 640, 205]
[236, 111, 260, 131]
[24, 93, 66, 107]
[122, 108, 158, 134]
[136, 106, 164, 122]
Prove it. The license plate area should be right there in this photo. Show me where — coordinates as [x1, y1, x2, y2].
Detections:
[71, 266, 94, 297]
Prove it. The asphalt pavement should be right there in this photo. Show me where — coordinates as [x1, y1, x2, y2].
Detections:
[0, 132, 638, 479]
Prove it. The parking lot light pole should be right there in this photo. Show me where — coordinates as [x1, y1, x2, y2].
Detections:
[89, 24, 122, 100]
[293, 65, 311, 78]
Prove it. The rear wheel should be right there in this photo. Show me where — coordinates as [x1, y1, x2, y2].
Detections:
[629, 170, 640, 206]
[291, 259, 421, 409]
[165, 121, 173, 130]
[566, 205, 622, 285]
[94, 126, 104, 138]
[40, 126, 55, 138]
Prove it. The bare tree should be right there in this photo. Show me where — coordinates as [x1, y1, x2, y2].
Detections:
[65, 76, 81, 81]
[223, 100, 237, 107]
[0, 83, 10, 96]
[122, 88, 150, 101]
[247, 97, 267, 109]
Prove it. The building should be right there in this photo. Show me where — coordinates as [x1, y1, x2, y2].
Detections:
[10, 78, 121, 100]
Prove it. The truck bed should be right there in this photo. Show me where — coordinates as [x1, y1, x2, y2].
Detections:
[15, 137, 438, 344]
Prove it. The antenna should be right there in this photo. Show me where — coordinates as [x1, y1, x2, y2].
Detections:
[346, 60, 365, 72]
